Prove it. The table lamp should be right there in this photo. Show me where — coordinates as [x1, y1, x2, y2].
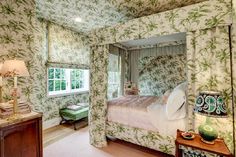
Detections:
[194, 91, 227, 144]
[1, 60, 29, 119]
[0, 63, 3, 103]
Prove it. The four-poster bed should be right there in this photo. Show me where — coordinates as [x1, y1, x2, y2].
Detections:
[89, 0, 234, 155]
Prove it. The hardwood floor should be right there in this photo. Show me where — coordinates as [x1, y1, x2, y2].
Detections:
[43, 124, 173, 157]
[43, 120, 88, 147]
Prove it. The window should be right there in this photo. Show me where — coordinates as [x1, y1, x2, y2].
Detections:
[48, 68, 89, 96]
[71, 69, 84, 90]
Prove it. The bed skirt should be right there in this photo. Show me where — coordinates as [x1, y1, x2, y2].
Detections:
[106, 121, 175, 155]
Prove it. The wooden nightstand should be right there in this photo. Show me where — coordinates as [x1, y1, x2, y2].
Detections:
[175, 129, 232, 157]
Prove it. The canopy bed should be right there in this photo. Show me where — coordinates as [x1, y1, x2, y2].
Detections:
[89, 0, 234, 156]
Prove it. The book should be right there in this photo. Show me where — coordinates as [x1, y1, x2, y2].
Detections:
[0, 102, 31, 118]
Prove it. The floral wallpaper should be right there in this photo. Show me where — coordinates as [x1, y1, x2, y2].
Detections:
[0, 0, 90, 122]
[138, 54, 186, 96]
[0, 0, 35, 102]
[90, 0, 232, 45]
[89, 0, 234, 156]
[36, 0, 207, 34]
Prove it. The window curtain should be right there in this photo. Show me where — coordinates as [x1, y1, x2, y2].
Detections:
[120, 48, 129, 94]
[89, 44, 109, 147]
[186, 26, 233, 153]
[129, 44, 186, 85]
[109, 45, 128, 96]
[46, 23, 90, 69]
[107, 53, 121, 99]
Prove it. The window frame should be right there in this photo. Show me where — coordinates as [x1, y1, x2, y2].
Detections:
[47, 68, 90, 98]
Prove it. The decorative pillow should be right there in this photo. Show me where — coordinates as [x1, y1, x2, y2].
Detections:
[167, 103, 186, 120]
[166, 88, 186, 120]
[162, 90, 172, 104]
[174, 81, 187, 91]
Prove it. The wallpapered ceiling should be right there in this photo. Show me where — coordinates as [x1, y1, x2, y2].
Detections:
[0, 0, 90, 122]
[88, 0, 234, 155]
[36, 0, 207, 34]
[139, 54, 186, 96]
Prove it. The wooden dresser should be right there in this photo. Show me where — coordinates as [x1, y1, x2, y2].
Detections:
[0, 112, 42, 157]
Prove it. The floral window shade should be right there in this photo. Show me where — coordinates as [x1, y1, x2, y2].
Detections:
[48, 24, 90, 67]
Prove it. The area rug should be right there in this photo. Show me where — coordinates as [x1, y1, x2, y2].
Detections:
[44, 127, 172, 157]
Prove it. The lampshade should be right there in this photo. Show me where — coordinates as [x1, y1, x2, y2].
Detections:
[1, 60, 29, 77]
[194, 91, 227, 118]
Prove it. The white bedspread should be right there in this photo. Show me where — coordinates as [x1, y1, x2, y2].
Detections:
[107, 95, 187, 137]
[107, 96, 159, 131]
[147, 103, 186, 136]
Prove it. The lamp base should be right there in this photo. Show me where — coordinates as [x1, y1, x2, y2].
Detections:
[6, 87, 22, 121]
[198, 117, 218, 145]
[200, 138, 215, 145]
[6, 113, 22, 121]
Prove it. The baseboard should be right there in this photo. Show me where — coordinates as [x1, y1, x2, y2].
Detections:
[43, 117, 61, 130]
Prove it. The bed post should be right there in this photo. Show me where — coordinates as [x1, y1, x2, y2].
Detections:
[89, 44, 109, 147]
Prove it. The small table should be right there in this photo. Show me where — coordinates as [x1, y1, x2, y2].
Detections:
[175, 129, 232, 157]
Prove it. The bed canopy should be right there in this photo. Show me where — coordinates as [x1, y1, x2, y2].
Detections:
[89, 0, 235, 155]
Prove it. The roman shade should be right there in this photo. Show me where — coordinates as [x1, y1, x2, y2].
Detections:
[46, 24, 90, 69]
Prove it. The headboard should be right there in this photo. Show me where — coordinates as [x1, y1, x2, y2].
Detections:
[138, 54, 186, 96]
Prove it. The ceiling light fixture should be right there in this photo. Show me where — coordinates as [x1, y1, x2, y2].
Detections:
[75, 17, 82, 22]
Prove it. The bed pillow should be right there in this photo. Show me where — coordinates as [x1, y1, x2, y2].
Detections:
[174, 81, 187, 91]
[161, 90, 172, 104]
[169, 104, 186, 120]
[166, 88, 186, 120]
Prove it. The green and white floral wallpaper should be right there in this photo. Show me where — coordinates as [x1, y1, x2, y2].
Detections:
[36, 0, 207, 34]
[138, 54, 186, 96]
[0, 0, 90, 122]
[0, 0, 35, 102]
